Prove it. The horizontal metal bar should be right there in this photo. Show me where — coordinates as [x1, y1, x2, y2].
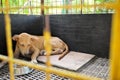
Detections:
[0, 2, 118, 12]
[0, 55, 102, 80]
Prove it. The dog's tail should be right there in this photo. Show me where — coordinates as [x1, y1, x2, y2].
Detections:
[58, 42, 69, 60]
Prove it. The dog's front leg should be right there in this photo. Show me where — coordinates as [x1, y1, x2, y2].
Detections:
[14, 46, 20, 58]
[31, 49, 39, 64]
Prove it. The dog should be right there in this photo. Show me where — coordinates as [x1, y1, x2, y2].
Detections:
[13, 33, 69, 63]
[0, 33, 69, 68]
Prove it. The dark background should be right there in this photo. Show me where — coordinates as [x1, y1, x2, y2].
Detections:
[0, 14, 112, 58]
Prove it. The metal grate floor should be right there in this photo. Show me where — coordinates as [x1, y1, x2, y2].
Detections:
[0, 65, 71, 80]
[78, 58, 109, 80]
[0, 57, 109, 80]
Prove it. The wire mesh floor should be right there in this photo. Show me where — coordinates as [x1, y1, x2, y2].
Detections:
[0, 57, 109, 80]
[79, 58, 109, 80]
[0, 65, 71, 80]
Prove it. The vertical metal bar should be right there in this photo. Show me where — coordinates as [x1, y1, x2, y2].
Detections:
[94, 0, 95, 14]
[56, 0, 57, 14]
[62, 0, 65, 14]
[44, 1, 51, 79]
[76, 0, 77, 14]
[52, 0, 53, 14]
[29, 0, 33, 14]
[110, 0, 120, 80]
[55, 0, 57, 14]
[81, 0, 83, 14]
[18, 0, 19, 14]
[35, 0, 37, 14]
[0, 0, 3, 13]
[8, 0, 10, 13]
[0, 0, 1, 7]
[65, 0, 68, 14]
[87, 0, 88, 14]
[70, 0, 72, 14]
[41, 0, 44, 15]
[23, 0, 24, 14]
[44, 15, 52, 80]
[45, 0, 49, 14]
[5, 0, 14, 80]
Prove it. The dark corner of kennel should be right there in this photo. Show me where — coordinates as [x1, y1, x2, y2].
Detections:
[0, 14, 112, 58]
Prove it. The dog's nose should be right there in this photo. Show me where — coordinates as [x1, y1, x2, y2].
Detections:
[25, 52, 32, 56]
[24, 50, 30, 55]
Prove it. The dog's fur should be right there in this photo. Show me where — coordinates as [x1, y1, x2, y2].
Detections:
[13, 33, 69, 63]
[0, 33, 69, 67]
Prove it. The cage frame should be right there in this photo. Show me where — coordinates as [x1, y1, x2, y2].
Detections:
[0, 0, 120, 80]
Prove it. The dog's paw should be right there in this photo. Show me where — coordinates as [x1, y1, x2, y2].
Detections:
[31, 60, 38, 64]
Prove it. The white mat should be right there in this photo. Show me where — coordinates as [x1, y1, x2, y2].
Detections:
[37, 51, 95, 71]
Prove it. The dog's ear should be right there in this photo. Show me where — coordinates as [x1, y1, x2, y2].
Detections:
[12, 35, 19, 41]
[31, 36, 39, 41]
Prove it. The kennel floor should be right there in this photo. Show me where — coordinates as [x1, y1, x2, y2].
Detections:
[0, 57, 109, 80]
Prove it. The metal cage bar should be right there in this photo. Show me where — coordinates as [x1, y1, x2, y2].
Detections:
[4, 0, 14, 79]
[0, 0, 120, 80]
[109, 0, 120, 80]
[0, 0, 115, 15]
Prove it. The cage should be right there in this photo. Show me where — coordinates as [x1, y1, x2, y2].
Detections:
[0, 0, 119, 80]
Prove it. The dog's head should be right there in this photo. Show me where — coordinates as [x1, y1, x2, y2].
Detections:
[12, 33, 37, 55]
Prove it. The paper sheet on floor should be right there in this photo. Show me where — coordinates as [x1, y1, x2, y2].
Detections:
[37, 51, 95, 71]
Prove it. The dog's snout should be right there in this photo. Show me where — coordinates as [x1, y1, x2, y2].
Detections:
[25, 50, 30, 55]
[20, 48, 30, 56]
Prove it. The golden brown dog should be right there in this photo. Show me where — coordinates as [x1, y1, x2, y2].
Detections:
[12, 33, 69, 63]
